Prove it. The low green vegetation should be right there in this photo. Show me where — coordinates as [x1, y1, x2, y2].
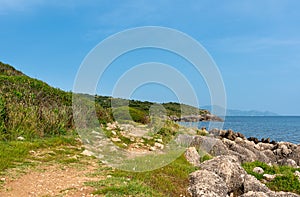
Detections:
[200, 154, 213, 162]
[196, 128, 208, 136]
[0, 62, 74, 140]
[242, 161, 300, 194]
[0, 62, 218, 196]
[0, 61, 209, 141]
[0, 133, 79, 172]
[86, 154, 197, 196]
[112, 106, 149, 124]
[95, 95, 209, 121]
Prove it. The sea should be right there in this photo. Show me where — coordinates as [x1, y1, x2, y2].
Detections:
[180, 116, 300, 144]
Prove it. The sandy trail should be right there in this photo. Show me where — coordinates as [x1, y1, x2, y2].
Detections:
[0, 161, 102, 197]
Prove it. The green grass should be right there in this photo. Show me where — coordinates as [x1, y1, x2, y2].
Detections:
[95, 95, 209, 120]
[86, 155, 197, 196]
[88, 177, 160, 196]
[112, 106, 149, 124]
[0, 134, 79, 172]
[200, 154, 213, 162]
[242, 161, 300, 194]
[0, 62, 212, 141]
[0, 62, 215, 196]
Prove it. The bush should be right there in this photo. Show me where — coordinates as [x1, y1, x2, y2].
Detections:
[196, 129, 208, 136]
[112, 106, 149, 124]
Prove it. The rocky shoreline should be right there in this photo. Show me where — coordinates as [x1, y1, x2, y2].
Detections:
[184, 129, 300, 197]
[170, 114, 224, 122]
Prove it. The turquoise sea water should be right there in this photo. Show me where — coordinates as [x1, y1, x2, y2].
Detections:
[180, 116, 300, 144]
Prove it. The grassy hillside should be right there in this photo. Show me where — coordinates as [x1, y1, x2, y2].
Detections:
[95, 95, 209, 120]
[0, 62, 209, 140]
[0, 62, 74, 140]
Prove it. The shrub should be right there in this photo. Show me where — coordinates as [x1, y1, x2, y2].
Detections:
[112, 106, 149, 124]
[196, 129, 208, 136]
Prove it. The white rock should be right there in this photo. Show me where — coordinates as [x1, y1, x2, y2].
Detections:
[130, 137, 135, 142]
[17, 136, 25, 141]
[263, 174, 276, 181]
[286, 159, 298, 168]
[219, 129, 227, 136]
[84, 139, 90, 144]
[156, 139, 163, 143]
[267, 163, 273, 167]
[81, 150, 94, 157]
[149, 147, 156, 151]
[222, 138, 236, 146]
[294, 171, 300, 182]
[254, 144, 261, 150]
[258, 142, 274, 150]
[245, 140, 256, 147]
[111, 137, 121, 142]
[281, 145, 292, 155]
[106, 122, 118, 130]
[91, 130, 100, 135]
[253, 167, 264, 174]
[29, 150, 36, 155]
[234, 137, 244, 144]
[154, 142, 164, 149]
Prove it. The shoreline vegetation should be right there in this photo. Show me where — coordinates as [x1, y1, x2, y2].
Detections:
[1, 61, 300, 196]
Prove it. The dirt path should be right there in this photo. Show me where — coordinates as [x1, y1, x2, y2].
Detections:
[0, 160, 102, 197]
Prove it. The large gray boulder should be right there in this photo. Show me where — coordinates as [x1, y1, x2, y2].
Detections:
[184, 147, 201, 167]
[190, 136, 229, 156]
[199, 155, 246, 194]
[188, 169, 228, 197]
[289, 145, 300, 165]
[188, 154, 300, 197]
[243, 174, 269, 193]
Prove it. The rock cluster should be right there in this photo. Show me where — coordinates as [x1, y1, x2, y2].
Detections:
[185, 129, 300, 197]
[105, 122, 166, 152]
[206, 129, 300, 167]
[188, 155, 300, 197]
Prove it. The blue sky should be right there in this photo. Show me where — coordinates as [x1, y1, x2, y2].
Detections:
[1, 0, 300, 115]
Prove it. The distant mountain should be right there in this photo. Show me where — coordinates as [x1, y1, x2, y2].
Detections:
[202, 105, 279, 116]
[225, 109, 279, 116]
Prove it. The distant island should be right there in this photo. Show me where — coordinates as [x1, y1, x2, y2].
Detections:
[202, 105, 279, 116]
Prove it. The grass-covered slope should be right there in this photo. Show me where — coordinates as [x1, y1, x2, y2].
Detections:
[0, 61, 210, 140]
[95, 95, 209, 119]
[0, 62, 74, 140]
